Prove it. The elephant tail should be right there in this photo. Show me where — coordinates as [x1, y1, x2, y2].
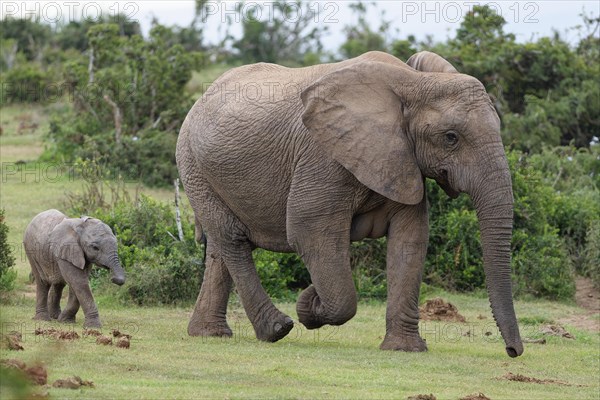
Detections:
[194, 215, 207, 265]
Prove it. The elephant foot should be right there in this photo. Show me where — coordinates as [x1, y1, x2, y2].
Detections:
[296, 285, 325, 330]
[33, 313, 51, 321]
[49, 310, 61, 320]
[58, 313, 76, 324]
[83, 319, 102, 329]
[254, 312, 294, 343]
[380, 334, 428, 352]
[188, 321, 233, 338]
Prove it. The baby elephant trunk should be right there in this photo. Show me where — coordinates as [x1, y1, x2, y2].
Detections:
[108, 254, 125, 286]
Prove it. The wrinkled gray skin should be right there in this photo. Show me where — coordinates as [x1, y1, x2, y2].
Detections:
[23, 209, 125, 328]
[176, 51, 523, 357]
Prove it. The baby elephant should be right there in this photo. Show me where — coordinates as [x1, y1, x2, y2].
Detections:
[24, 209, 125, 328]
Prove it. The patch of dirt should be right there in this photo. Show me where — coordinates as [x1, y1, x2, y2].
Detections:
[407, 395, 436, 400]
[1, 359, 49, 385]
[1, 358, 27, 370]
[501, 372, 580, 386]
[460, 393, 491, 400]
[559, 276, 600, 333]
[115, 336, 130, 349]
[96, 335, 113, 345]
[34, 327, 80, 340]
[540, 325, 575, 339]
[522, 338, 546, 344]
[111, 329, 132, 339]
[420, 298, 466, 323]
[83, 329, 102, 337]
[52, 376, 95, 389]
[2, 331, 24, 350]
[25, 365, 48, 385]
[574, 276, 600, 311]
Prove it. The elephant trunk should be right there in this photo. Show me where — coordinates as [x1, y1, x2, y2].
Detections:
[108, 253, 125, 286]
[469, 156, 523, 358]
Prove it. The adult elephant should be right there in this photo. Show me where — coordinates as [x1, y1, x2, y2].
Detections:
[176, 51, 523, 357]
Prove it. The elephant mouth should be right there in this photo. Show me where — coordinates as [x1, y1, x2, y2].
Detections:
[436, 170, 460, 199]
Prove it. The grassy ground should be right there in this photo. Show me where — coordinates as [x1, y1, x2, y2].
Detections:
[1, 102, 599, 399]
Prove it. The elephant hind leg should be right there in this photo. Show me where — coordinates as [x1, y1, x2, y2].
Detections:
[48, 283, 65, 319]
[188, 240, 234, 338]
[219, 238, 294, 342]
[30, 259, 51, 321]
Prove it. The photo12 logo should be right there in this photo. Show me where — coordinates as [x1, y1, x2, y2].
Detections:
[400, 1, 540, 24]
[197, 1, 340, 24]
[0, 1, 139, 24]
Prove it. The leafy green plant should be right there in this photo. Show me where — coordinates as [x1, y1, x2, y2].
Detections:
[0, 209, 17, 294]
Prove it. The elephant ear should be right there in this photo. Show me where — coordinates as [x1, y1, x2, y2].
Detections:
[406, 51, 458, 73]
[301, 61, 423, 205]
[50, 220, 86, 270]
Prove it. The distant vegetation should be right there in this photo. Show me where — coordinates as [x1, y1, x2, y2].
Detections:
[1, 2, 598, 302]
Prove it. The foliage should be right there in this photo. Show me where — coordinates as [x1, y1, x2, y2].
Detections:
[1, 63, 50, 104]
[0, 210, 17, 293]
[230, 1, 327, 65]
[582, 220, 600, 287]
[66, 171, 203, 305]
[339, 2, 389, 59]
[253, 250, 308, 300]
[43, 22, 202, 186]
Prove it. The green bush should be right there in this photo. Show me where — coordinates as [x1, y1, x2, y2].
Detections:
[253, 250, 307, 301]
[350, 239, 387, 299]
[1, 63, 50, 104]
[92, 196, 202, 305]
[582, 220, 600, 288]
[0, 209, 17, 293]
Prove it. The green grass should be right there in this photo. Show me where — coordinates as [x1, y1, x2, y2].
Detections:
[2, 101, 600, 399]
[1, 297, 599, 399]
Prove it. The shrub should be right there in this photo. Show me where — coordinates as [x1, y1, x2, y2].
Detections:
[0, 209, 17, 293]
[92, 196, 202, 305]
[67, 176, 203, 305]
[582, 220, 600, 288]
[1, 63, 50, 104]
[253, 250, 307, 301]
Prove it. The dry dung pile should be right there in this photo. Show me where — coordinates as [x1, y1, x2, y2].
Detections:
[420, 298, 466, 323]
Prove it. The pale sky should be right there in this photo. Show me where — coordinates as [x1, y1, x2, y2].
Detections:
[2, 1, 599, 51]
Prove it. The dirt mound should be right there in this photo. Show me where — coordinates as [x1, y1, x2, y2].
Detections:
[460, 393, 491, 400]
[83, 329, 102, 337]
[53, 376, 95, 389]
[407, 395, 436, 400]
[116, 336, 130, 349]
[501, 372, 577, 386]
[420, 298, 466, 323]
[1, 359, 48, 385]
[2, 331, 24, 350]
[96, 335, 113, 345]
[34, 327, 80, 340]
[2, 358, 27, 370]
[540, 325, 574, 339]
[111, 329, 132, 339]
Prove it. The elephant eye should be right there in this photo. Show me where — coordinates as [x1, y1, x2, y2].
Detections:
[445, 131, 459, 146]
[91, 244, 100, 252]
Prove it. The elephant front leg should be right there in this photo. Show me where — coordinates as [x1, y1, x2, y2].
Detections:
[58, 261, 101, 328]
[48, 283, 65, 320]
[58, 286, 80, 324]
[188, 242, 234, 337]
[288, 214, 357, 330]
[380, 202, 429, 352]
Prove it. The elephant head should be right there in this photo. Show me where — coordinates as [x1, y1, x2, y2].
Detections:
[301, 52, 522, 357]
[50, 217, 125, 286]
